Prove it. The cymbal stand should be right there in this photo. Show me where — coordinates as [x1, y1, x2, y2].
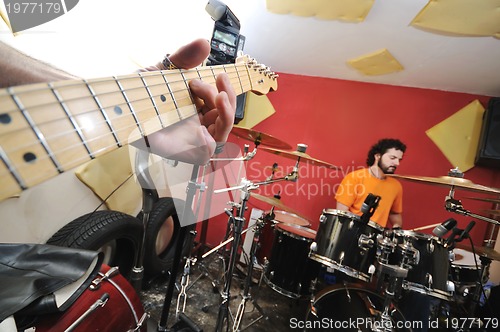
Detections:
[233, 215, 269, 331]
[445, 191, 500, 226]
[215, 179, 258, 332]
[158, 164, 203, 332]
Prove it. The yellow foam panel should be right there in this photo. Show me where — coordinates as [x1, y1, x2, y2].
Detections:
[75, 147, 141, 215]
[347, 49, 404, 76]
[425, 100, 485, 172]
[236, 93, 276, 128]
[266, 0, 375, 22]
[411, 0, 500, 39]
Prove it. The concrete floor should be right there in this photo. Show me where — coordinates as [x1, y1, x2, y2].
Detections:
[140, 252, 313, 331]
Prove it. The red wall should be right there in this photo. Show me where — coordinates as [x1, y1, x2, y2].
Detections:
[198, 73, 500, 250]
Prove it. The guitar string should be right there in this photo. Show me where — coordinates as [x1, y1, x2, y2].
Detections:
[0, 63, 251, 117]
[0, 66, 274, 187]
[1, 72, 253, 154]
[0, 74, 253, 176]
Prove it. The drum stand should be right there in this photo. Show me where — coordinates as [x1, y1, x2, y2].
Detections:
[374, 263, 408, 332]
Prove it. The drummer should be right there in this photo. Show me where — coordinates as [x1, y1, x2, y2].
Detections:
[334, 138, 406, 229]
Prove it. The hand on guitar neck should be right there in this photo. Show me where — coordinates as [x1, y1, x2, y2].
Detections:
[0, 39, 277, 201]
[139, 39, 236, 164]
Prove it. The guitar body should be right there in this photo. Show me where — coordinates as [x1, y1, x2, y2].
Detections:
[34, 265, 146, 332]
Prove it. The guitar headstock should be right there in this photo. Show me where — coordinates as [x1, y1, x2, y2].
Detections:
[237, 55, 278, 95]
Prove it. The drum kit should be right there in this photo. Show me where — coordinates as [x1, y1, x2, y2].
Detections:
[11, 125, 499, 332]
[202, 126, 500, 331]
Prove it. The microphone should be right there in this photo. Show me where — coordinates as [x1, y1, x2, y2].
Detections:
[432, 218, 457, 238]
[360, 193, 380, 223]
[458, 221, 476, 242]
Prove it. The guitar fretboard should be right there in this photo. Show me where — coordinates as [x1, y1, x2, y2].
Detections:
[0, 57, 278, 201]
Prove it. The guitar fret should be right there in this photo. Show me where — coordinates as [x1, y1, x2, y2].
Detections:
[234, 64, 244, 93]
[179, 70, 193, 120]
[161, 73, 182, 120]
[49, 83, 95, 159]
[138, 73, 164, 128]
[0, 144, 26, 190]
[10, 87, 64, 172]
[84, 80, 122, 147]
[113, 76, 145, 137]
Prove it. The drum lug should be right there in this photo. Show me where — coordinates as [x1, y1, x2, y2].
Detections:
[427, 241, 435, 253]
[446, 280, 456, 293]
[358, 234, 375, 251]
[319, 214, 326, 223]
[90, 266, 120, 290]
[425, 273, 433, 289]
[309, 241, 317, 253]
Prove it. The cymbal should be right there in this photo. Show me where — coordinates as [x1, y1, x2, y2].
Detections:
[250, 193, 304, 217]
[230, 126, 292, 150]
[481, 209, 500, 217]
[464, 197, 500, 204]
[259, 146, 338, 169]
[456, 243, 500, 262]
[387, 174, 500, 195]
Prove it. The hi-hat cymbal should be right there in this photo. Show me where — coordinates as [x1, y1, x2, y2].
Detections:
[387, 174, 500, 195]
[230, 126, 292, 150]
[464, 197, 500, 204]
[259, 146, 338, 169]
[250, 193, 303, 217]
[456, 243, 500, 262]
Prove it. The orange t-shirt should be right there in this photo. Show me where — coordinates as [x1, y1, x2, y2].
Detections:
[334, 168, 403, 228]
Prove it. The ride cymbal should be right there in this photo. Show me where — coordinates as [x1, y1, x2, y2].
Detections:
[463, 197, 500, 205]
[260, 146, 338, 169]
[230, 126, 292, 150]
[481, 209, 500, 217]
[386, 174, 500, 195]
[456, 243, 500, 262]
[250, 193, 304, 217]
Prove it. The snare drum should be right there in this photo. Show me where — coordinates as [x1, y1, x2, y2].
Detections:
[310, 209, 383, 282]
[392, 230, 453, 301]
[35, 265, 146, 331]
[264, 223, 319, 299]
[450, 248, 481, 285]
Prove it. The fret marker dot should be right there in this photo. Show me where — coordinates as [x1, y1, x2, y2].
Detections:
[114, 106, 123, 115]
[160, 95, 166, 102]
[23, 152, 37, 163]
[0, 113, 11, 124]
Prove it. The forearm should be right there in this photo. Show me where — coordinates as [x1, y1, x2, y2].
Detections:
[0, 41, 78, 88]
[388, 212, 403, 229]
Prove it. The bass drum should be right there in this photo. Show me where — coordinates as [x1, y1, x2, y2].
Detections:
[34, 265, 146, 332]
[305, 285, 411, 331]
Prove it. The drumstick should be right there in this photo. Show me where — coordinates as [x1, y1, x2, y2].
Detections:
[411, 223, 441, 232]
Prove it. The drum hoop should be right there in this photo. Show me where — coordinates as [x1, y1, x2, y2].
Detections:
[276, 223, 316, 240]
[272, 210, 310, 226]
[262, 274, 301, 299]
[102, 273, 141, 324]
[322, 209, 384, 232]
[394, 229, 441, 242]
[322, 208, 360, 221]
[403, 281, 452, 301]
